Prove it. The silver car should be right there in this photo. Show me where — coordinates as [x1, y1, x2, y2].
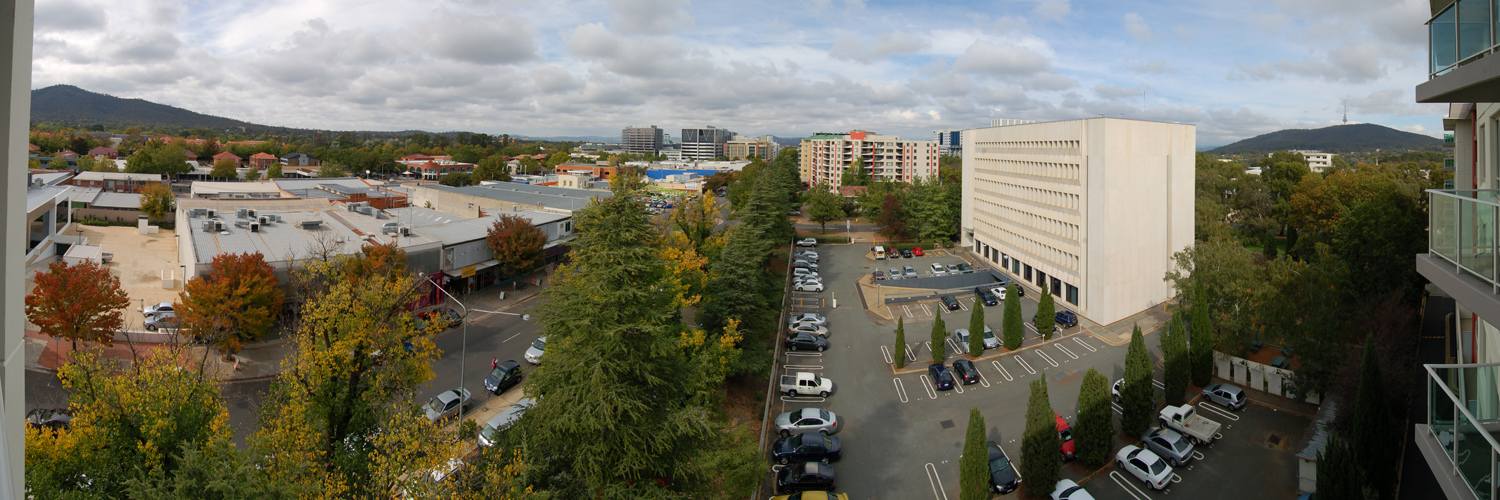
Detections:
[788, 324, 829, 338]
[1141, 427, 1195, 466]
[144, 312, 180, 331]
[422, 388, 472, 422]
[903, 265, 917, 278]
[524, 337, 547, 364]
[952, 326, 1000, 352]
[1202, 383, 1247, 411]
[478, 398, 534, 447]
[773, 407, 840, 437]
[787, 313, 827, 326]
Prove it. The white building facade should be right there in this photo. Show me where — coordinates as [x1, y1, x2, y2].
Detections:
[799, 130, 939, 188]
[961, 117, 1195, 326]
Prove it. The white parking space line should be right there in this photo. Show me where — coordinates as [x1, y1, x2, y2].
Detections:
[1025, 323, 1039, 336]
[780, 395, 827, 403]
[921, 303, 933, 316]
[1036, 350, 1059, 367]
[905, 345, 918, 363]
[957, 300, 969, 311]
[1191, 450, 1205, 461]
[991, 361, 1014, 381]
[1111, 402, 1123, 415]
[1152, 379, 1166, 390]
[1055, 343, 1078, 360]
[924, 463, 951, 500]
[894, 378, 909, 403]
[1197, 402, 1240, 421]
[1170, 473, 1183, 484]
[903, 305, 914, 318]
[1109, 471, 1151, 500]
[946, 338, 965, 355]
[953, 379, 964, 394]
[1073, 337, 1097, 352]
[919, 375, 938, 399]
[784, 364, 823, 370]
[977, 369, 992, 388]
[1016, 356, 1036, 375]
[880, 345, 894, 364]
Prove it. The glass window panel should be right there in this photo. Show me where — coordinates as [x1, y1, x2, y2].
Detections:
[1459, 198, 1497, 283]
[1436, 6, 1459, 72]
[1461, 0, 1492, 59]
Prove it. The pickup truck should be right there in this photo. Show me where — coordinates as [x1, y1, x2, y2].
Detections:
[1158, 404, 1221, 445]
[780, 372, 834, 397]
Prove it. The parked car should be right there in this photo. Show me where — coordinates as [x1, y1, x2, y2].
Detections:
[1035, 310, 1078, 329]
[25, 408, 72, 432]
[795, 250, 820, 260]
[952, 359, 980, 384]
[775, 461, 837, 493]
[974, 287, 998, 306]
[987, 441, 1020, 494]
[930, 263, 947, 276]
[793, 260, 819, 271]
[954, 327, 999, 352]
[788, 323, 830, 338]
[1202, 383, 1247, 411]
[913, 247, 925, 256]
[524, 337, 547, 364]
[873, 270, 886, 281]
[483, 360, 524, 395]
[1159, 404, 1221, 445]
[1111, 378, 1127, 402]
[1116, 445, 1173, 490]
[1142, 427, 1195, 466]
[144, 312, 180, 331]
[785, 332, 829, 352]
[903, 265, 917, 278]
[1056, 414, 1076, 461]
[887, 247, 900, 258]
[774, 408, 840, 437]
[939, 295, 961, 311]
[889, 267, 902, 280]
[797, 238, 818, 247]
[901, 249, 914, 258]
[990, 286, 1007, 301]
[771, 491, 847, 500]
[957, 263, 973, 273]
[792, 267, 819, 278]
[771, 432, 842, 464]
[927, 363, 955, 391]
[478, 398, 533, 447]
[1050, 479, 1097, 500]
[794, 281, 825, 292]
[422, 388, 472, 422]
[780, 372, 834, 397]
[787, 313, 827, 326]
[946, 264, 961, 274]
[142, 302, 174, 316]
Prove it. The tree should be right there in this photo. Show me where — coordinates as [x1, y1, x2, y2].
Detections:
[209, 158, 238, 180]
[667, 194, 727, 255]
[46, 156, 68, 170]
[139, 182, 175, 221]
[439, 172, 472, 186]
[92, 157, 116, 173]
[1121, 324, 1154, 437]
[1351, 333, 1394, 500]
[1021, 378, 1060, 497]
[1189, 280, 1215, 387]
[76, 154, 95, 171]
[1316, 432, 1366, 500]
[894, 316, 907, 369]
[968, 300, 985, 357]
[1035, 291, 1055, 341]
[959, 407, 989, 500]
[486, 214, 547, 279]
[244, 168, 263, 182]
[25, 260, 130, 350]
[1075, 368, 1113, 468]
[266, 163, 284, 179]
[877, 193, 909, 240]
[840, 158, 870, 186]
[930, 317, 946, 363]
[27, 157, 39, 169]
[907, 178, 956, 243]
[318, 161, 347, 178]
[1165, 237, 1270, 348]
[1161, 311, 1190, 406]
[1003, 282, 1022, 350]
[804, 183, 844, 232]
[177, 252, 284, 354]
[472, 156, 512, 183]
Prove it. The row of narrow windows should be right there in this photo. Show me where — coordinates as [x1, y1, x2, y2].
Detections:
[975, 201, 1081, 242]
[975, 158, 1080, 180]
[975, 181, 1079, 211]
[975, 139, 1080, 150]
[981, 225, 1081, 272]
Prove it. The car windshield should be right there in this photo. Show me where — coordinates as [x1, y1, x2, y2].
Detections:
[1171, 437, 1189, 452]
[1149, 459, 1167, 475]
[427, 396, 443, 408]
[817, 409, 831, 420]
[479, 424, 499, 442]
[1059, 428, 1073, 441]
[531, 339, 546, 351]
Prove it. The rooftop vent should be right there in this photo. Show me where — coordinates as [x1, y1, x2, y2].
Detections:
[258, 215, 269, 225]
[247, 209, 257, 218]
[207, 209, 217, 217]
[300, 220, 323, 230]
[201, 221, 213, 233]
[250, 222, 260, 233]
[234, 220, 250, 229]
[236, 208, 248, 218]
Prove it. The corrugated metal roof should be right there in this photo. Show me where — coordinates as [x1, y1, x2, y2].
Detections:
[421, 183, 612, 212]
[185, 204, 441, 266]
[93, 192, 142, 209]
[1295, 399, 1339, 461]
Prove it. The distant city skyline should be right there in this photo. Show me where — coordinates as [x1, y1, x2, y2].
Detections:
[30, 0, 1443, 147]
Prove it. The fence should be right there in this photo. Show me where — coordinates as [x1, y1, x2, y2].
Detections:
[1213, 351, 1320, 405]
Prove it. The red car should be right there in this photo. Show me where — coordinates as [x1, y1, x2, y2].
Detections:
[913, 247, 925, 256]
[1056, 414, 1076, 461]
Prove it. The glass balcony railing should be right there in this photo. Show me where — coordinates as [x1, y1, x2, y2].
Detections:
[1430, 0, 1499, 77]
[1426, 363, 1500, 500]
[1430, 190, 1500, 290]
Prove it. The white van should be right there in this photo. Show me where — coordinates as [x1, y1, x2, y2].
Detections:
[874, 246, 887, 260]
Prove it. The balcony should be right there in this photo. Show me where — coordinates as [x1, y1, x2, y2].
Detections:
[1451, 134, 1460, 148]
[1420, 0, 1500, 102]
[1418, 363, 1500, 500]
[1451, 158, 1460, 171]
[1422, 190, 1500, 323]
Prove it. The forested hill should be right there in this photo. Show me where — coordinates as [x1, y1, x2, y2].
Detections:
[31, 84, 264, 131]
[1209, 123, 1442, 155]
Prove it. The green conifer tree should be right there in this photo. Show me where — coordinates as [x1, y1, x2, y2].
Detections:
[1351, 333, 1393, 500]
[1122, 324, 1154, 437]
[930, 317, 946, 363]
[1162, 312, 1190, 406]
[1036, 292, 1055, 341]
[1076, 368, 1113, 468]
[894, 317, 907, 369]
[1189, 281, 1215, 387]
[1003, 282, 1023, 350]
[968, 300, 986, 357]
[960, 407, 990, 500]
[1021, 378, 1060, 496]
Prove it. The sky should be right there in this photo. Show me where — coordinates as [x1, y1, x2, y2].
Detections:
[30, 0, 1446, 148]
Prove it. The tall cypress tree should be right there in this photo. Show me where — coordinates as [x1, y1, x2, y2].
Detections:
[1035, 292, 1055, 341]
[1122, 324, 1155, 437]
[960, 407, 990, 500]
[1021, 378, 1060, 497]
[1162, 312, 1190, 406]
[894, 317, 907, 369]
[1351, 333, 1393, 500]
[930, 317, 947, 363]
[1076, 368, 1113, 468]
[1316, 432, 1365, 500]
[1003, 282, 1023, 350]
[968, 300, 986, 356]
[1189, 280, 1215, 387]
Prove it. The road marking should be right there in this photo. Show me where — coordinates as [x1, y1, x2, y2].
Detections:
[977, 369, 992, 388]
[991, 361, 1014, 381]
[1191, 450, 1205, 461]
[502, 331, 524, 343]
[947, 338, 965, 355]
[906, 344, 918, 363]
[903, 305, 914, 318]
[1109, 471, 1152, 500]
[1055, 343, 1078, 359]
[1170, 473, 1183, 484]
[1074, 337, 1097, 352]
[953, 379, 964, 394]
[1036, 350, 1059, 367]
[1214, 432, 1224, 441]
[1025, 323, 1039, 336]
[921, 303, 933, 316]
[1016, 356, 1036, 375]
[1111, 402, 1123, 415]
[924, 463, 951, 500]
[1152, 379, 1165, 390]
[887, 306, 895, 318]
[1197, 402, 1240, 421]
[957, 300, 968, 311]
[919, 375, 938, 399]
[784, 365, 823, 370]
[780, 395, 827, 403]
[894, 378, 909, 403]
[880, 345, 894, 364]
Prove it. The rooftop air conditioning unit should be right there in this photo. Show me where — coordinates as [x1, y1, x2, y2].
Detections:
[258, 216, 269, 225]
[201, 221, 213, 233]
[236, 208, 247, 218]
[207, 209, 217, 217]
[250, 223, 260, 233]
[399, 226, 411, 236]
[234, 220, 250, 229]
[214, 221, 225, 231]
[247, 209, 257, 218]
[300, 220, 323, 230]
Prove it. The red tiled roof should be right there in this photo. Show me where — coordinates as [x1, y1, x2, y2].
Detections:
[88, 147, 117, 155]
[27, 143, 38, 151]
[183, 150, 198, 159]
[249, 152, 277, 159]
[838, 185, 868, 197]
[213, 152, 241, 159]
[401, 154, 433, 160]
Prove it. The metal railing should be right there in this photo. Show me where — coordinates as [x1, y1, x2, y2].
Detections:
[1429, 189, 1500, 294]
[1426, 362, 1500, 500]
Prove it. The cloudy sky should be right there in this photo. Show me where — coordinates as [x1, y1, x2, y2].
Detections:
[31, 0, 1443, 147]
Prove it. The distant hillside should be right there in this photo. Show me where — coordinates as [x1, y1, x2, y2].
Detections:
[30, 84, 268, 132]
[1210, 123, 1442, 155]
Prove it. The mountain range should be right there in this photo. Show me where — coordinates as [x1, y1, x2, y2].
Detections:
[1208, 123, 1442, 155]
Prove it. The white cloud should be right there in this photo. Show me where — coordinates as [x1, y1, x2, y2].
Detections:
[828, 32, 928, 63]
[610, 0, 693, 35]
[1231, 43, 1385, 83]
[411, 11, 540, 65]
[1032, 0, 1070, 21]
[1124, 13, 1153, 43]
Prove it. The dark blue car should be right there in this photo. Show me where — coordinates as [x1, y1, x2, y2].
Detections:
[928, 363, 955, 391]
[771, 432, 842, 464]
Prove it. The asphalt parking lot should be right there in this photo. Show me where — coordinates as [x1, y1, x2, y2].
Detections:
[772, 243, 1305, 500]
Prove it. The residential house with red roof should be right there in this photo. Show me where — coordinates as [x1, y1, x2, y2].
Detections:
[212, 152, 242, 167]
[248, 152, 278, 169]
[87, 147, 118, 159]
[57, 150, 78, 159]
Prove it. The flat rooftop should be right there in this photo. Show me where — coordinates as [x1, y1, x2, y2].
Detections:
[384, 206, 569, 245]
[181, 199, 440, 266]
[422, 183, 612, 212]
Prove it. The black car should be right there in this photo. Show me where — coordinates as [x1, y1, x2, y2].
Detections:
[952, 359, 980, 385]
[957, 263, 973, 273]
[901, 249, 914, 258]
[776, 461, 836, 493]
[785, 332, 829, 352]
[927, 363, 955, 390]
[974, 287, 998, 306]
[1034, 310, 1079, 329]
[25, 408, 72, 432]
[987, 441, 1020, 494]
[484, 360, 524, 394]
[772, 432, 843, 464]
[939, 295, 961, 311]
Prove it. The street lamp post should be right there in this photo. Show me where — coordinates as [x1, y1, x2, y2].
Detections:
[424, 276, 472, 421]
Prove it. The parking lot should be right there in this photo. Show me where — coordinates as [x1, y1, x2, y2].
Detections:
[773, 243, 1304, 499]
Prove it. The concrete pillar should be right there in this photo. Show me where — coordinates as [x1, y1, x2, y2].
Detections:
[0, 1, 32, 496]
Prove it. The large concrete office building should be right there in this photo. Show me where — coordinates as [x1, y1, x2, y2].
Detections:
[961, 117, 1195, 326]
[800, 130, 939, 188]
[621, 125, 664, 155]
[934, 129, 965, 156]
[681, 126, 735, 160]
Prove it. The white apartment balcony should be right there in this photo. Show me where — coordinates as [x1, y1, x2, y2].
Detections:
[1422, 0, 1500, 102]
[1419, 362, 1500, 500]
[1421, 190, 1500, 322]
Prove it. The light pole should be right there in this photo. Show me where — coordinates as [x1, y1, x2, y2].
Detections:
[423, 275, 472, 421]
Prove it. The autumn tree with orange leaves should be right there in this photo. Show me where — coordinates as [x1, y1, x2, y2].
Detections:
[177, 252, 283, 354]
[486, 214, 547, 278]
[25, 260, 130, 350]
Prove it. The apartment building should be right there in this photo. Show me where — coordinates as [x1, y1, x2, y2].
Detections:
[934, 129, 965, 156]
[621, 125, 664, 155]
[681, 126, 735, 160]
[799, 130, 939, 188]
[725, 135, 778, 160]
[961, 117, 1195, 326]
[1413, 2, 1500, 498]
[1282, 150, 1336, 172]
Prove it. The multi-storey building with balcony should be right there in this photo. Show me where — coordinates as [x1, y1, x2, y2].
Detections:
[681, 126, 735, 160]
[799, 131, 939, 188]
[725, 135, 779, 160]
[960, 117, 1195, 326]
[935, 129, 965, 156]
[1415, 2, 1500, 499]
[621, 125, 663, 156]
[1285, 150, 1336, 172]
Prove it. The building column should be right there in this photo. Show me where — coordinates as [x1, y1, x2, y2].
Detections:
[0, 1, 32, 496]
